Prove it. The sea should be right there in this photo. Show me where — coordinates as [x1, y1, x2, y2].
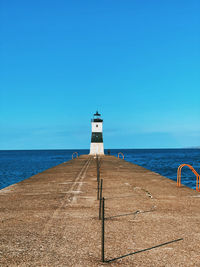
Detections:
[0, 149, 199, 191]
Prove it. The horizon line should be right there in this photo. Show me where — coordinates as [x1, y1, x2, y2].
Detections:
[0, 147, 199, 151]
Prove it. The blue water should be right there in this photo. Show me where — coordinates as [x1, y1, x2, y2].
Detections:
[0, 149, 89, 190]
[0, 149, 199, 190]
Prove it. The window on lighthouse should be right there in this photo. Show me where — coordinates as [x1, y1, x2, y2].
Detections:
[96, 125, 98, 127]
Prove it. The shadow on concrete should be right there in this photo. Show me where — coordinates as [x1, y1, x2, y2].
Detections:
[105, 194, 136, 199]
[105, 238, 183, 263]
[106, 208, 156, 220]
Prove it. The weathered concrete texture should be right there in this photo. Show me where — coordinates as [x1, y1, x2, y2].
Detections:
[0, 155, 200, 266]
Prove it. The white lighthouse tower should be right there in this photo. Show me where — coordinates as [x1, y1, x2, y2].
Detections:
[90, 111, 104, 155]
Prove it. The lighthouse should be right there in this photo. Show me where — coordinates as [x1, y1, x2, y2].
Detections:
[90, 111, 104, 155]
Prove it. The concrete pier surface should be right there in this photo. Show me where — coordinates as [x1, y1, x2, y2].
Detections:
[0, 155, 200, 266]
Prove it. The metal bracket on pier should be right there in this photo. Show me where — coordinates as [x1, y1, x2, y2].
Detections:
[177, 164, 200, 191]
[118, 152, 124, 160]
[72, 152, 78, 159]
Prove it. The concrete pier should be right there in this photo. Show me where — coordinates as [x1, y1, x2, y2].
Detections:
[0, 155, 200, 266]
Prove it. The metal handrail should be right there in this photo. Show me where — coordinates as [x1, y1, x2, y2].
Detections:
[118, 152, 124, 160]
[177, 164, 200, 191]
[72, 152, 78, 159]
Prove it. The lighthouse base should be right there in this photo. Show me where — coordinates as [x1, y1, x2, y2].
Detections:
[90, 143, 104, 155]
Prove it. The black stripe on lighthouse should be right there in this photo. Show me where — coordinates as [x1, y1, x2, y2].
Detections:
[91, 132, 103, 143]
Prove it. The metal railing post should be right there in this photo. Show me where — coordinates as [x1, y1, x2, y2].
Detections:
[99, 179, 103, 220]
[97, 156, 100, 200]
[97, 178, 100, 200]
[101, 197, 105, 262]
[97, 156, 100, 182]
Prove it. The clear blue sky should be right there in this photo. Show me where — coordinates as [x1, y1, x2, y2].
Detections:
[0, 0, 199, 149]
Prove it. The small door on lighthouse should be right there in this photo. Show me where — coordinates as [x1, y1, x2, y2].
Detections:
[90, 111, 104, 155]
